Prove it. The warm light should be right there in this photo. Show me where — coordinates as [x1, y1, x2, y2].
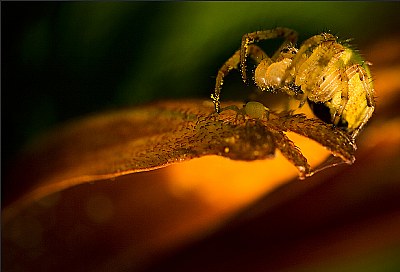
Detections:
[166, 132, 331, 214]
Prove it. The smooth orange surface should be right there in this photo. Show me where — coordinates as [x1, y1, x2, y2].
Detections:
[166, 132, 330, 213]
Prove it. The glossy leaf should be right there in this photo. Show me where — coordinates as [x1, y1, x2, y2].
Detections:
[4, 99, 356, 221]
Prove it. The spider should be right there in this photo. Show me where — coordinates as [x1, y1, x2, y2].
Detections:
[211, 27, 375, 139]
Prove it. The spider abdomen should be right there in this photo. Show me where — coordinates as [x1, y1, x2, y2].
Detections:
[295, 41, 346, 102]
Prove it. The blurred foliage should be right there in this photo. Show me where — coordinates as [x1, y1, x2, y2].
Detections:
[3, 2, 400, 164]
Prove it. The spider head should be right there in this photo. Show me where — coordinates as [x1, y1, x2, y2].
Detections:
[277, 45, 298, 60]
[254, 54, 295, 92]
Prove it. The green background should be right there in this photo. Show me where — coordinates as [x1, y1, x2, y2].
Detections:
[3, 2, 400, 165]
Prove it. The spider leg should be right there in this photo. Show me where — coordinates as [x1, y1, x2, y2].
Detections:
[348, 64, 375, 138]
[332, 68, 349, 126]
[212, 45, 269, 113]
[240, 27, 298, 84]
[351, 104, 374, 139]
[353, 64, 375, 108]
[211, 49, 240, 113]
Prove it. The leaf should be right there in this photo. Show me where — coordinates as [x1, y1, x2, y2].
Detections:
[269, 112, 356, 163]
[3, 99, 356, 221]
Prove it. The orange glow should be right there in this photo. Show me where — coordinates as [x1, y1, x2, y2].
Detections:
[166, 132, 331, 213]
[373, 65, 400, 101]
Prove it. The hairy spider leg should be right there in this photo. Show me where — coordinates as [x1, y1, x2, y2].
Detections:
[345, 64, 375, 138]
[211, 50, 240, 113]
[332, 68, 350, 126]
[212, 44, 269, 113]
[240, 27, 298, 84]
[346, 63, 375, 109]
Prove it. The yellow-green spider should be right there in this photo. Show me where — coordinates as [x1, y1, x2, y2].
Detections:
[211, 27, 375, 139]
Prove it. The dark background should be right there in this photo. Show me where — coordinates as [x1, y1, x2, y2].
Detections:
[2, 3, 400, 272]
[3, 2, 400, 168]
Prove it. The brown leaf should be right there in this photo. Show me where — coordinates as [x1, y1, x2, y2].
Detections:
[3, 100, 356, 222]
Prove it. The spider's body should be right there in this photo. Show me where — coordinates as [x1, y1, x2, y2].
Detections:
[211, 27, 375, 138]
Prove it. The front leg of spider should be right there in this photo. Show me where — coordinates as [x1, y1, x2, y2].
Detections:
[211, 50, 241, 113]
[212, 27, 298, 114]
[212, 44, 269, 113]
